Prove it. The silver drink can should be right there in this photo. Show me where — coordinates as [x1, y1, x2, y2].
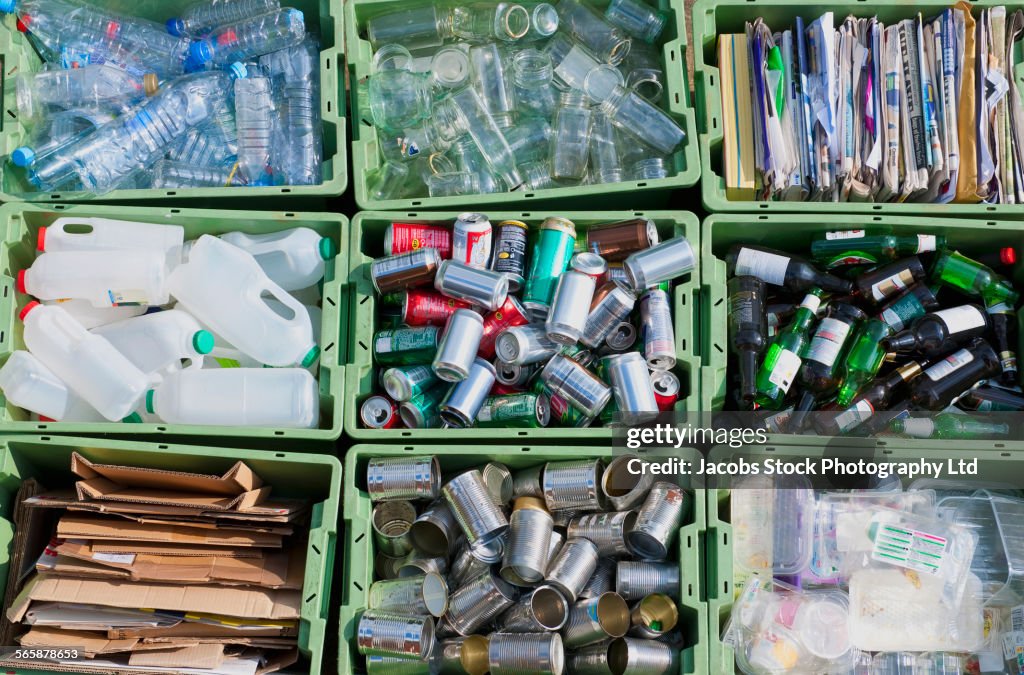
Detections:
[494, 360, 539, 387]
[571, 251, 608, 281]
[605, 321, 637, 351]
[546, 270, 597, 345]
[495, 324, 559, 366]
[640, 289, 676, 370]
[435, 259, 509, 311]
[440, 358, 497, 427]
[607, 351, 659, 419]
[453, 212, 493, 269]
[433, 309, 485, 382]
[581, 282, 637, 349]
[623, 235, 696, 291]
[540, 354, 611, 418]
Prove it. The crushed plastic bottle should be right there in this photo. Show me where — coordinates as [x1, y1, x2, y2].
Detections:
[16, 63, 158, 124]
[261, 36, 322, 185]
[153, 159, 243, 188]
[204, 8, 305, 66]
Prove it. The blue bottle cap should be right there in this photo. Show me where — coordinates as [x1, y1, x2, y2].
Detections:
[0, 0, 17, 15]
[189, 40, 213, 65]
[166, 17, 185, 37]
[11, 146, 34, 167]
[228, 62, 247, 80]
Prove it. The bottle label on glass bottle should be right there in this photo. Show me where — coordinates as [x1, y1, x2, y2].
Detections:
[734, 248, 790, 286]
[1000, 351, 1017, 372]
[870, 269, 914, 302]
[799, 293, 822, 314]
[925, 349, 974, 381]
[825, 230, 865, 240]
[934, 305, 986, 334]
[880, 293, 926, 332]
[835, 399, 875, 433]
[768, 349, 801, 392]
[728, 291, 758, 323]
[915, 235, 937, 253]
[805, 318, 851, 366]
[899, 418, 937, 437]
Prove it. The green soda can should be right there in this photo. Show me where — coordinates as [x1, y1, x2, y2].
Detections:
[382, 365, 440, 402]
[399, 385, 447, 428]
[561, 343, 596, 368]
[379, 291, 405, 307]
[522, 216, 577, 318]
[373, 326, 439, 366]
[530, 379, 590, 427]
[475, 393, 550, 427]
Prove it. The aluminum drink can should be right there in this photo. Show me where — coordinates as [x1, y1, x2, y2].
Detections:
[640, 289, 676, 370]
[651, 370, 680, 411]
[479, 295, 531, 360]
[582, 218, 660, 262]
[523, 217, 577, 318]
[581, 282, 636, 349]
[570, 252, 608, 284]
[546, 270, 597, 345]
[373, 326, 440, 366]
[386, 222, 453, 258]
[433, 309, 485, 382]
[403, 289, 472, 326]
[435, 260, 509, 312]
[371, 248, 442, 295]
[362, 395, 399, 428]
[476, 393, 550, 428]
[400, 386, 447, 429]
[495, 361, 539, 387]
[382, 365, 440, 402]
[452, 213, 493, 269]
[491, 220, 529, 292]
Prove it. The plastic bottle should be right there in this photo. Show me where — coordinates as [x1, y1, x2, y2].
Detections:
[145, 368, 318, 428]
[91, 309, 214, 378]
[0, 0, 211, 79]
[38, 217, 184, 258]
[19, 249, 170, 307]
[261, 36, 322, 186]
[168, 234, 318, 368]
[26, 72, 232, 194]
[213, 228, 335, 291]
[203, 301, 321, 370]
[234, 74, 277, 186]
[42, 299, 146, 330]
[153, 159, 243, 188]
[0, 350, 104, 422]
[20, 301, 148, 421]
[205, 8, 305, 66]
[167, 127, 234, 169]
[16, 64, 157, 124]
[168, 0, 280, 38]
[9, 113, 107, 186]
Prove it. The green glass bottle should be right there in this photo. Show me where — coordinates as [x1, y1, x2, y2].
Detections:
[877, 283, 940, 333]
[836, 318, 891, 406]
[793, 301, 867, 422]
[891, 412, 1010, 439]
[753, 289, 824, 410]
[932, 249, 1020, 306]
[810, 230, 945, 268]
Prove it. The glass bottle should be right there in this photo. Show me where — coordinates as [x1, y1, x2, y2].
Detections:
[550, 91, 593, 181]
[892, 412, 1010, 439]
[754, 289, 824, 409]
[512, 48, 556, 120]
[877, 283, 940, 333]
[793, 301, 866, 423]
[810, 231, 945, 268]
[434, 87, 522, 190]
[728, 276, 767, 407]
[854, 257, 926, 305]
[726, 244, 853, 294]
[987, 302, 1019, 386]
[452, 3, 531, 42]
[909, 338, 1001, 410]
[814, 360, 925, 436]
[555, 0, 632, 65]
[883, 304, 990, 358]
[836, 318, 891, 406]
[932, 249, 1020, 306]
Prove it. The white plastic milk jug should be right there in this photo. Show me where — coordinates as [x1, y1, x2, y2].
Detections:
[20, 250, 171, 307]
[0, 350, 104, 422]
[91, 309, 214, 377]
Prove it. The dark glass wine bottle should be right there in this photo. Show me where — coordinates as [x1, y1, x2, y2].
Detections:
[726, 244, 853, 294]
[813, 360, 925, 436]
[728, 276, 767, 407]
[909, 338, 1001, 410]
[854, 257, 926, 305]
[791, 302, 866, 426]
[877, 282, 940, 333]
[882, 304, 989, 358]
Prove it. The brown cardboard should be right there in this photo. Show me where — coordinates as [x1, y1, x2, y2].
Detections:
[88, 542, 262, 558]
[76, 479, 270, 512]
[9, 574, 302, 621]
[18, 626, 139, 655]
[71, 453, 262, 496]
[1, 478, 49, 647]
[128, 644, 225, 669]
[140, 637, 295, 649]
[256, 648, 299, 675]
[27, 492, 308, 524]
[56, 516, 282, 548]
[109, 622, 297, 640]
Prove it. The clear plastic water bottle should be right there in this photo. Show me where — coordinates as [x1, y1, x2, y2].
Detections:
[234, 73, 276, 185]
[214, 227, 335, 291]
[167, 0, 281, 38]
[167, 127, 233, 168]
[205, 8, 305, 66]
[0, 0, 212, 78]
[153, 159, 243, 188]
[144, 367, 319, 428]
[9, 109, 110, 176]
[168, 235, 318, 368]
[20, 301, 149, 421]
[0, 350, 104, 422]
[26, 71, 232, 194]
[91, 309, 214, 378]
[261, 36, 321, 185]
[16, 64, 158, 124]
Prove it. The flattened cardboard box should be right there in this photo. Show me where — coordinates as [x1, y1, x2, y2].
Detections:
[9, 575, 302, 622]
[56, 515, 282, 548]
[26, 491, 307, 524]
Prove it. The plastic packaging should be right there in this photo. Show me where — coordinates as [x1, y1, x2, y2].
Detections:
[731, 474, 815, 575]
[19, 249, 170, 308]
[42, 299, 146, 330]
[261, 36, 322, 186]
[90, 309, 214, 378]
[0, 350, 103, 422]
[204, 8, 306, 66]
[153, 160, 242, 188]
[234, 75, 276, 186]
[168, 0, 281, 38]
[16, 64, 156, 124]
[215, 227, 334, 291]
[38, 217, 184, 258]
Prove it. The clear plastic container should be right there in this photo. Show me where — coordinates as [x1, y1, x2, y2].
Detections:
[731, 474, 815, 576]
[948, 492, 1024, 607]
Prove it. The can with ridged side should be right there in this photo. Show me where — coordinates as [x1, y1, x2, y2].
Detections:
[523, 216, 577, 318]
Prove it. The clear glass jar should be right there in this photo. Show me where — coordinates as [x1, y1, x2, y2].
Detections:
[550, 90, 593, 181]
[512, 48, 556, 119]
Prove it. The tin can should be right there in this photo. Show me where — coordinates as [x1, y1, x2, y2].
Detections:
[440, 358, 497, 427]
[386, 222, 453, 258]
[650, 370, 680, 411]
[374, 326, 440, 366]
[442, 470, 509, 548]
[383, 365, 440, 402]
[479, 295, 531, 360]
[495, 361, 538, 387]
[546, 270, 597, 345]
[531, 379, 592, 427]
[583, 218, 660, 262]
[453, 212, 493, 269]
[399, 385, 447, 429]
[410, 500, 460, 558]
[434, 309, 485, 382]
[367, 456, 441, 502]
[624, 236, 696, 291]
[372, 500, 417, 557]
[491, 220, 529, 292]
[523, 217, 577, 317]
[571, 252, 609, 283]
[581, 282, 636, 349]
[540, 355, 611, 418]
[357, 610, 435, 659]
[640, 289, 676, 370]
[627, 481, 688, 561]
[495, 324, 559, 366]
[403, 289, 472, 327]
[371, 248, 442, 295]
[368, 573, 450, 618]
[605, 321, 637, 351]
[607, 352, 659, 419]
[435, 260, 509, 312]
[476, 393, 550, 427]
[362, 395, 399, 429]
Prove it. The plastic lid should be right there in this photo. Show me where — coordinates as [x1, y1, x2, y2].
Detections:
[192, 330, 215, 355]
[228, 62, 247, 80]
[1002, 247, 1017, 265]
[18, 300, 38, 321]
[189, 40, 213, 65]
[318, 237, 335, 260]
[166, 17, 185, 37]
[122, 412, 143, 424]
[11, 146, 35, 167]
[36, 225, 46, 252]
[301, 345, 320, 368]
[145, 390, 155, 414]
[15, 269, 26, 294]
[143, 73, 159, 96]
[0, 0, 17, 15]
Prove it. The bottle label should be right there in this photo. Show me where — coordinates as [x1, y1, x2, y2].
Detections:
[1000, 351, 1018, 372]
[825, 230, 865, 240]
[934, 305, 986, 334]
[799, 293, 822, 314]
[925, 349, 974, 381]
[899, 418, 936, 437]
[805, 318, 851, 366]
[835, 399, 875, 433]
[871, 524, 948, 575]
[729, 291, 759, 324]
[870, 269, 914, 302]
[826, 253, 879, 268]
[768, 349, 801, 392]
[880, 293, 926, 332]
[734, 248, 790, 286]
[106, 289, 148, 306]
[915, 234, 937, 253]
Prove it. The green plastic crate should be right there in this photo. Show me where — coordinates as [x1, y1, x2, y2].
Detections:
[692, 0, 1024, 218]
[700, 212, 1024, 450]
[339, 443, 708, 675]
[345, 210, 701, 441]
[0, 202, 348, 443]
[0, 0, 347, 203]
[344, 0, 699, 211]
[705, 443, 1024, 674]
[0, 434, 340, 675]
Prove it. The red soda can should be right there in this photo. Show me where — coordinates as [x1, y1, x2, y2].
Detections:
[403, 289, 471, 326]
[479, 295, 531, 359]
[361, 395, 399, 428]
[386, 222, 453, 259]
[490, 382, 525, 396]
[651, 370, 680, 412]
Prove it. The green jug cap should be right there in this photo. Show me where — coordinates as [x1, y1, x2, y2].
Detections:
[145, 390, 156, 414]
[301, 345, 320, 368]
[318, 237, 336, 260]
[193, 330, 215, 355]
[122, 412, 142, 424]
